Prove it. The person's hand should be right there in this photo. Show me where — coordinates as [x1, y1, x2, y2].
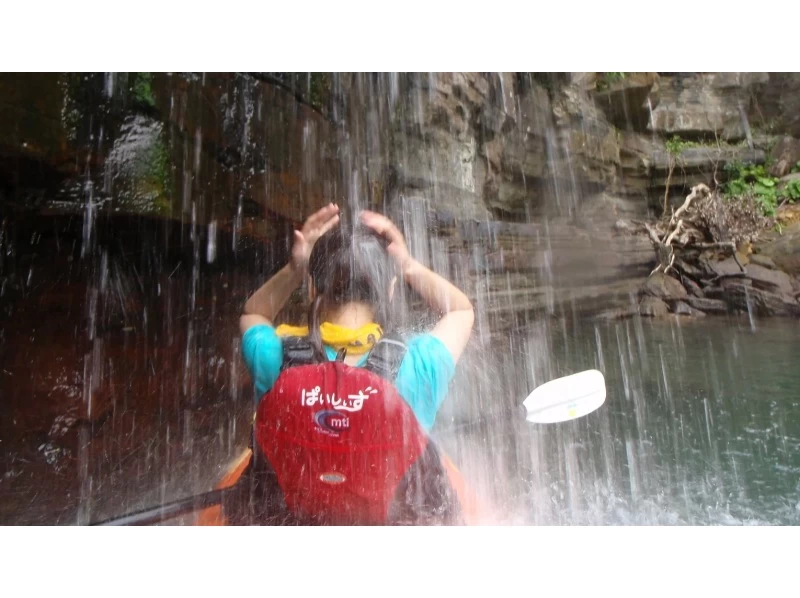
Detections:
[359, 210, 412, 272]
[291, 203, 340, 271]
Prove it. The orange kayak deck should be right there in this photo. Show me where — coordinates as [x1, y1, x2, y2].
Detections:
[194, 448, 254, 526]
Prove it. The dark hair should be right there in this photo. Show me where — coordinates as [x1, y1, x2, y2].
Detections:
[306, 224, 396, 360]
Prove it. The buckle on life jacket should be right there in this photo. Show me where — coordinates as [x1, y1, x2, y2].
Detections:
[280, 336, 318, 370]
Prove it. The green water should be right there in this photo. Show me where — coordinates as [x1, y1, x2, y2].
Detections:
[437, 315, 800, 525]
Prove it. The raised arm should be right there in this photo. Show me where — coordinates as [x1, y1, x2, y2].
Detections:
[360, 210, 474, 363]
[240, 203, 340, 335]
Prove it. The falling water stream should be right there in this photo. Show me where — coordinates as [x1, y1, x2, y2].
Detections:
[1, 73, 798, 525]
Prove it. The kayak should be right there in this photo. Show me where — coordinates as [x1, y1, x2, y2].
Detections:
[94, 368, 605, 527]
[194, 446, 493, 525]
[194, 448, 254, 526]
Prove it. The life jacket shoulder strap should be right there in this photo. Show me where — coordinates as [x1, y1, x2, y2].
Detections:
[362, 332, 407, 381]
[280, 336, 318, 370]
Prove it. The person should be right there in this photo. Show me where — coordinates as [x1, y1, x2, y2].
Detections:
[239, 203, 474, 433]
[237, 203, 475, 524]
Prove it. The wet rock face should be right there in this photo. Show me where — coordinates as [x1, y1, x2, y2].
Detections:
[744, 263, 794, 295]
[0, 74, 106, 201]
[592, 72, 660, 132]
[648, 73, 768, 140]
[722, 282, 800, 317]
[0, 210, 272, 524]
[642, 272, 688, 300]
[0, 72, 341, 226]
[639, 295, 669, 317]
[103, 115, 170, 215]
[683, 296, 728, 314]
[768, 136, 800, 177]
[3, 72, 799, 330]
[550, 84, 621, 193]
[650, 146, 765, 185]
[1, 71, 787, 235]
[755, 72, 800, 138]
[1, 71, 794, 224]
[757, 222, 800, 277]
[749, 254, 777, 269]
[387, 73, 551, 219]
[638, 244, 800, 319]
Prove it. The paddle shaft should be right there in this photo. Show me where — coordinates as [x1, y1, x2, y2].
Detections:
[445, 405, 527, 433]
[90, 486, 234, 526]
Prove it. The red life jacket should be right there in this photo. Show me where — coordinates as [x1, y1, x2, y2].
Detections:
[253, 334, 462, 525]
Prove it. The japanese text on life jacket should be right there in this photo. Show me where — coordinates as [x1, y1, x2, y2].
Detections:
[301, 386, 379, 412]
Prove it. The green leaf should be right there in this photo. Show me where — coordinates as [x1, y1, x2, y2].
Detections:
[725, 180, 747, 196]
[784, 179, 800, 201]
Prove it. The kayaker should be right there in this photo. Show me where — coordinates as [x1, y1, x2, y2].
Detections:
[239, 203, 474, 434]
[237, 203, 475, 524]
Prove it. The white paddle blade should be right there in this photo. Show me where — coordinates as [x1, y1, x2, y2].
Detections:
[523, 370, 606, 424]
